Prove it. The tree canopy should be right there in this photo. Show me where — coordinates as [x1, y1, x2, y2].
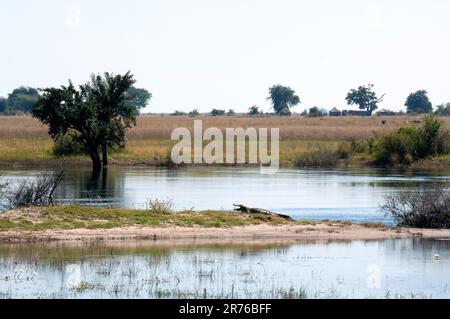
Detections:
[124, 86, 152, 111]
[0, 97, 6, 113]
[405, 90, 433, 114]
[211, 108, 226, 116]
[345, 84, 384, 115]
[308, 107, 323, 117]
[32, 72, 151, 172]
[189, 109, 200, 116]
[0, 86, 40, 114]
[268, 85, 300, 114]
[435, 103, 450, 116]
[248, 105, 262, 116]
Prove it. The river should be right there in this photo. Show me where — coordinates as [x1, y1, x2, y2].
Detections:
[1, 166, 449, 224]
[0, 239, 449, 299]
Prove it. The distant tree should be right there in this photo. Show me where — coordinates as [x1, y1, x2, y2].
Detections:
[248, 105, 262, 116]
[189, 109, 200, 116]
[308, 107, 323, 117]
[405, 90, 433, 114]
[346, 84, 385, 115]
[0, 97, 6, 113]
[211, 109, 225, 116]
[172, 110, 188, 116]
[268, 85, 300, 114]
[32, 72, 149, 172]
[227, 109, 236, 116]
[435, 103, 450, 116]
[6, 86, 40, 113]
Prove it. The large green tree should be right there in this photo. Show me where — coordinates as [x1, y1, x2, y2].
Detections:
[346, 84, 385, 115]
[32, 72, 151, 172]
[405, 90, 433, 114]
[268, 85, 300, 114]
[7, 86, 40, 113]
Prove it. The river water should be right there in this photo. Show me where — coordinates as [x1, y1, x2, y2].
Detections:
[1, 167, 450, 299]
[1, 166, 449, 224]
[0, 239, 449, 299]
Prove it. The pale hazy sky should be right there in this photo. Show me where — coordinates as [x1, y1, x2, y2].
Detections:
[1, 0, 449, 113]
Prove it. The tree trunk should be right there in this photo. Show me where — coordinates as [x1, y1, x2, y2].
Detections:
[101, 166, 108, 190]
[89, 149, 102, 173]
[102, 143, 108, 167]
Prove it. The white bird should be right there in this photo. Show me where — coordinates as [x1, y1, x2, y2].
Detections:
[434, 253, 441, 260]
[31, 272, 38, 280]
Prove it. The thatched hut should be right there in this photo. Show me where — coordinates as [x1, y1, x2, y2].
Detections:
[329, 107, 342, 117]
[279, 107, 292, 116]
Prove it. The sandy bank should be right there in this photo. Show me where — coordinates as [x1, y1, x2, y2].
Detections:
[1, 223, 450, 244]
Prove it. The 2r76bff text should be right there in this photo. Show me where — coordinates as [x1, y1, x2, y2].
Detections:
[223, 304, 271, 315]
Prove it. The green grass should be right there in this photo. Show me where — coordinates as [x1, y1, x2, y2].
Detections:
[0, 137, 342, 167]
[0, 206, 294, 231]
[1, 135, 446, 169]
[0, 206, 388, 233]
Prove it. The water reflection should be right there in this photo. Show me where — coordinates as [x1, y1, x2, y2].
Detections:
[0, 239, 449, 299]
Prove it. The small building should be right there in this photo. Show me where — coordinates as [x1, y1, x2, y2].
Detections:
[329, 107, 342, 117]
[376, 108, 395, 116]
[279, 107, 292, 116]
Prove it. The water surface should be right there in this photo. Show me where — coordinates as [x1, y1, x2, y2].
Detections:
[1, 167, 449, 224]
[0, 239, 449, 299]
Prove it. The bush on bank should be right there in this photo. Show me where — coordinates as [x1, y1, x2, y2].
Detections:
[372, 115, 449, 166]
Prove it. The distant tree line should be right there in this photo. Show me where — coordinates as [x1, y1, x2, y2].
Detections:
[2, 83, 447, 117]
[167, 85, 447, 117]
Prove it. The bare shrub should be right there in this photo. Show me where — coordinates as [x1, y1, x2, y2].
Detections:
[380, 183, 450, 229]
[144, 198, 174, 214]
[5, 171, 64, 209]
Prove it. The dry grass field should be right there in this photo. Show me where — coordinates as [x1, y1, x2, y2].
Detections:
[0, 114, 448, 166]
